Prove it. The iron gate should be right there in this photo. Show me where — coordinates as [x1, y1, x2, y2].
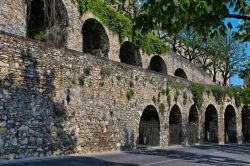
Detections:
[139, 120, 160, 146]
[169, 124, 182, 145]
[187, 123, 198, 145]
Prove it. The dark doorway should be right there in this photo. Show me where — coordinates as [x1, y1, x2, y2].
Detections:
[242, 106, 250, 142]
[174, 68, 187, 79]
[169, 105, 182, 145]
[139, 105, 160, 146]
[205, 105, 218, 143]
[224, 105, 237, 143]
[119, 41, 142, 67]
[82, 18, 110, 58]
[187, 105, 199, 145]
[27, 0, 68, 46]
[149, 56, 167, 74]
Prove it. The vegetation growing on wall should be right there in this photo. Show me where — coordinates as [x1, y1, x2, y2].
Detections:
[126, 89, 134, 100]
[209, 85, 226, 104]
[159, 103, 165, 116]
[188, 82, 205, 109]
[76, 0, 168, 54]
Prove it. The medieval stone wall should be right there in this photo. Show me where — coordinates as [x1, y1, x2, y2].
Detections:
[0, 31, 242, 159]
[0, 0, 214, 85]
[0, 0, 27, 36]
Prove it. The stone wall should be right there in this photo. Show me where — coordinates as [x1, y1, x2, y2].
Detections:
[0, 0, 215, 85]
[0, 31, 243, 159]
[0, 0, 27, 36]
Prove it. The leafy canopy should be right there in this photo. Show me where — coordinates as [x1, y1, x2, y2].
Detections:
[135, 0, 250, 41]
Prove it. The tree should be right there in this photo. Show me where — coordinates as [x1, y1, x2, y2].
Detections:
[217, 33, 247, 86]
[205, 32, 248, 85]
[239, 61, 250, 79]
[135, 0, 250, 41]
[175, 29, 207, 62]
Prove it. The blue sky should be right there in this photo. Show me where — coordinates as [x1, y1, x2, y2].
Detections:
[226, 17, 250, 85]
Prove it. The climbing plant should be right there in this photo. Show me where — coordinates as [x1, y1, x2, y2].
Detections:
[76, 0, 168, 54]
[188, 82, 204, 109]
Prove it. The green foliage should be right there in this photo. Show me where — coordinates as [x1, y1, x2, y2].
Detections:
[100, 67, 112, 78]
[157, 92, 161, 104]
[167, 95, 171, 106]
[183, 91, 187, 105]
[159, 103, 165, 116]
[78, 76, 85, 86]
[174, 90, 179, 103]
[136, 0, 250, 42]
[165, 87, 170, 96]
[126, 89, 134, 100]
[76, 0, 168, 54]
[84, 66, 92, 76]
[170, 80, 185, 90]
[188, 82, 204, 109]
[161, 88, 166, 95]
[240, 87, 250, 106]
[152, 95, 157, 105]
[210, 85, 226, 104]
[34, 31, 48, 42]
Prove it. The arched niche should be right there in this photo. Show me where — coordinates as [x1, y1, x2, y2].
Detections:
[82, 18, 110, 58]
[27, 0, 69, 47]
[205, 104, 218, 143]
[174, 68, 187, 79]
[242, 105, 250, 143]
[169, 105, 182, 145]
[119, 41, 142, 67]
[139, 105, 160, 146]
[224, 105, 237, 143]
[187, 105, 199, 145]
[149, 55, 167, 74]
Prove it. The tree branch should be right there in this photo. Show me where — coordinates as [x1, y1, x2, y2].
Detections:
[227, 14, 250, 20]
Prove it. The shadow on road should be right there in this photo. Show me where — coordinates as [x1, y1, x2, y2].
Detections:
[192, 143, 250, 155]
[126, 145, 250, 166]
[0, 156, 139, 166]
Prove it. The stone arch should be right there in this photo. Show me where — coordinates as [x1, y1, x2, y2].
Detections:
[27, 0, 69, 47]
[119, 41, 142, 67]
[174, 68, 187, 79]
[187, 105, 199, 145]
[149, 55, 167, 74]
[139, 105, 160, 146]
[169, 105, 182, 145]
[204, 104, 218, 143]
[82, 18, 110, 58]
[242, 105, 250, 142]
[224, 105, 237, 143]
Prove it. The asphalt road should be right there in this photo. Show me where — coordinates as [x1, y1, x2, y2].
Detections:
[1, 144, 250, 166]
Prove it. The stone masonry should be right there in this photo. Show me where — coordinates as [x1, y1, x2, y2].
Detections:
[0, 0, 245, 160]
[0, 31, 243, 159]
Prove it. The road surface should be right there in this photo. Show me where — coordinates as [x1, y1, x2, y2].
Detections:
[1, 144, 250, 166]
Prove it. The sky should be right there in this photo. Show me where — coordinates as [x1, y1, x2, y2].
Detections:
[226, 15, 250, 86]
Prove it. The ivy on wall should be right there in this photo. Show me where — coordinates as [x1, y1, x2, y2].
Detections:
[188, 81, 250, 109]
[188, 82, 205, 109]
[76, 0, 168, 54]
